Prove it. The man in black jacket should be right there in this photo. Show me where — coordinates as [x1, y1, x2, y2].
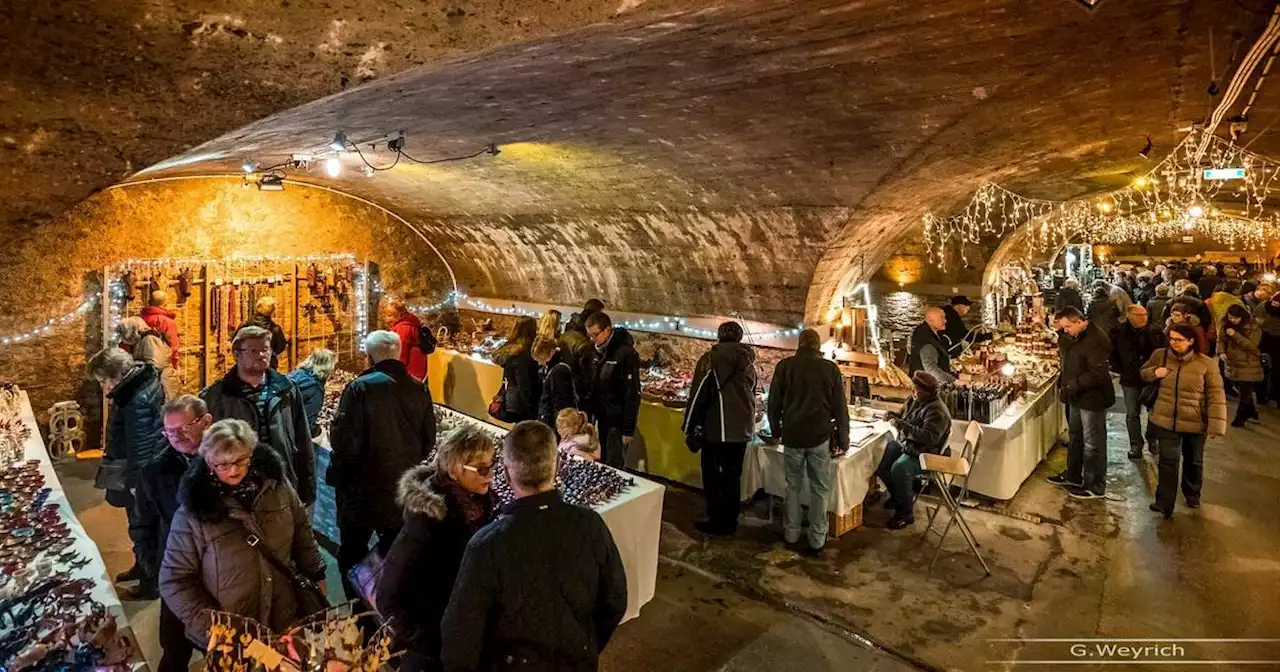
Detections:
[683, 322, 758, 537]
[1111, 305, 1165, 458]
[585, 312, 642, 468]
[561, 299, 605, 400]
[329, 330, 436, 598]
[874, 371, 952, 530]
[1048, 307, 1115, 499]
[908, 308, 957, 383]
[200, 326, 316, 506]
[441, 421, 627, 672]
[129, 395, 209, 670]
[767, 329, 849, 553]
[941, 296, 992, 356]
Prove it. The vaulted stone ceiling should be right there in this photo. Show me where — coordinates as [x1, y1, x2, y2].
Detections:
[2, 0, 1272, 324]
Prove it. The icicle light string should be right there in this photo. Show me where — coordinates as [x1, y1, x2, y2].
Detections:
[923, 131, 1280, 270]
[0, 298, 98, 348]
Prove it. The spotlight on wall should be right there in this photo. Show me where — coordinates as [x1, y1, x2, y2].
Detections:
[325, 157, 342, 178]
[257, 174, 285, 191]
[330, 131, 348, 151]
[386, 131, 406, 153]
[241, 160, 257, 174]
[1138, 136, 1153, 160]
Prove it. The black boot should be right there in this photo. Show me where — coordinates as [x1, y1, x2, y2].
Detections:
[115, 564, 143, 582]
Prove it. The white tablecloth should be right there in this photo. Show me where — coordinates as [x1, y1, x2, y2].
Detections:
[594, 467, 664, 622]
[740, 424, 891, 516]
[13, 391, 141, 656]
[948, 379, 1065, 500]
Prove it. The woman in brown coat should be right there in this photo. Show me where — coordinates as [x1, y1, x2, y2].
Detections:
[1141, 323, 1228, 520]
[1221, 304, 1264, 427]
[159, 419, 327, 647]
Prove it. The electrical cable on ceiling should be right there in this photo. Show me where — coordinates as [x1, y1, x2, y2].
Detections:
[350, 142, 402, 172]
[398, 143, 501, 164]
[1237, 40, 1280, 124]
[1194, 1, 1280, 161]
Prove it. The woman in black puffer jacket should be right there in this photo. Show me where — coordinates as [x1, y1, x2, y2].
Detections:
[87, 347, 166, 581]
[377, 425, 498, 672]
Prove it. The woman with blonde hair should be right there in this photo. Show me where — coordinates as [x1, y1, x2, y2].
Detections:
[288, 348, 337, 437]
[536, 309, 563, 342]
[117, 316, 176, 399]
[378, 425, 498, 672]
[556, 409, 600, 461]
[160, 418, 326, 646]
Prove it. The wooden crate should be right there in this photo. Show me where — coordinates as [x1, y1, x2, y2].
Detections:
[827, 504, 864, 538]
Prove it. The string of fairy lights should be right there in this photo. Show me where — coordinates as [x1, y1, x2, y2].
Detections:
[923, 130, 1280, 270]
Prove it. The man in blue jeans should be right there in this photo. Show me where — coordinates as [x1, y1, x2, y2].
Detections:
[874, 371, 953, 529]
[767, 329, 849, 555]
[1048, 307, 1115, 499]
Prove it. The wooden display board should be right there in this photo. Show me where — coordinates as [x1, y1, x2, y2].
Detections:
[105, 255, 369, 394]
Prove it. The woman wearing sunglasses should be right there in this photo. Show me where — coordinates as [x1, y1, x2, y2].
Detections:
[378, 424, 499, 672]
[1141, 323, 1228, 520]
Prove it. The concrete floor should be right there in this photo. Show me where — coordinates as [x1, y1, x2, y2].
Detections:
[58, 394, 1279, 672]
[660, 398, 1280, 672]
[57, 458, 911, 672]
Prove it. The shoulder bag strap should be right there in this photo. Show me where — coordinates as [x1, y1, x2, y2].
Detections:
[236, 519, 323, 595]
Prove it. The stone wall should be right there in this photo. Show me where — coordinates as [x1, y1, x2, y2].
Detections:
[0, 178, 453, 443]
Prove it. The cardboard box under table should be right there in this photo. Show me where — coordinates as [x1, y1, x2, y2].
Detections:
[739, 423, 890, 537]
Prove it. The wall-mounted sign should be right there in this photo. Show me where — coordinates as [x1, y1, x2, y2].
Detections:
[1203, 168, 1246, 180]
[1182, 235, 1195, 243]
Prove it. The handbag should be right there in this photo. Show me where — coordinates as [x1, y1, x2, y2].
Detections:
[1137, 349, 1168, 410]
[344, 548, 385, 613]
[488, 379, 508, 418]
[236, 523, 330, 618]
[93, 457, 129, 492]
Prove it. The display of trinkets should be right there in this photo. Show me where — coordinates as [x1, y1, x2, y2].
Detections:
[205, 602, 394, 672]
[316, 369, 358, 433]
[434, 407, 635, 509]
[0, 385, 30, 466]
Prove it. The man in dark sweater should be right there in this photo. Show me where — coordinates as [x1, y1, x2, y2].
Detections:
[442, 421, 627, 672]
[129, 395, 209, 671]
[767, 328, 849, 553]
[1111, 305, 1166, 458]
[941, 295, 992, 356]
[1049, 307, 1115, 499]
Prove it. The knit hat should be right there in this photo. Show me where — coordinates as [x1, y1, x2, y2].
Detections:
[1155, 284, 1170, 297]
[911, 371, 940, 395]
[950, 295, 973, 307]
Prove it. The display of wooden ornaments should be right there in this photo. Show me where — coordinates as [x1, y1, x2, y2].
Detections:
[0, 385, 31, 466]
[205, 603, 394, 672]
[45, 401, 85, 462]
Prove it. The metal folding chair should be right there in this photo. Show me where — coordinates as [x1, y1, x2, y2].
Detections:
[919, 420, 990, 575]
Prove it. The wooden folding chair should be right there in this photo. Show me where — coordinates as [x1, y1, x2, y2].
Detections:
[918, 420, 990, 575]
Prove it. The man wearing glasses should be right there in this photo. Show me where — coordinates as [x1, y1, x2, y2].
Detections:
[329, 330, 437, 599]
[200, 326, 316, 507]
[129, 395, 211, 670]
[584, 312, 641, 468]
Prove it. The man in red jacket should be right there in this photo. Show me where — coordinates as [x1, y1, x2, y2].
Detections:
[140, 291, 181, 369]
[387, 298, 429, 382]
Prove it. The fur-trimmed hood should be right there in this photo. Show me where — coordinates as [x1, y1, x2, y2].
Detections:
[397, 462, 448, 521]
[178, 445, 287, 522]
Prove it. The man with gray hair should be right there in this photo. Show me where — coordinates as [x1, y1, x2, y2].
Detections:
[200, 326, 315, 505]
[130, 394, 211, 669]
[442, 421, 627, 671]
[329, 329, 436, 598]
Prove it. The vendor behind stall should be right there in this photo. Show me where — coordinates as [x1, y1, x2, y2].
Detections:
[941, 296, 992, 356]
[908, 308, 957, 384]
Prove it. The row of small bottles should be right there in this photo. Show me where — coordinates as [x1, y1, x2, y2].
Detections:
[939, 382, 1013, 423]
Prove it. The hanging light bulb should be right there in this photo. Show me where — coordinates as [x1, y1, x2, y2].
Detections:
[241, 160, 257, 173]
[1188, 204, 1205, 218]
[1133, 176, 1149, 188]
[325, 157, 342, 178]
[330, 131, 348, 151]
[1098, 200, 1114, 214]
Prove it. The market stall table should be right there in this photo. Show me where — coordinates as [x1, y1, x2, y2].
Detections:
[6, 389, 144, 668]
[425, 348, 703, 488]
[947, 377, 1065, 500]
[740, 422, 891, 536]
